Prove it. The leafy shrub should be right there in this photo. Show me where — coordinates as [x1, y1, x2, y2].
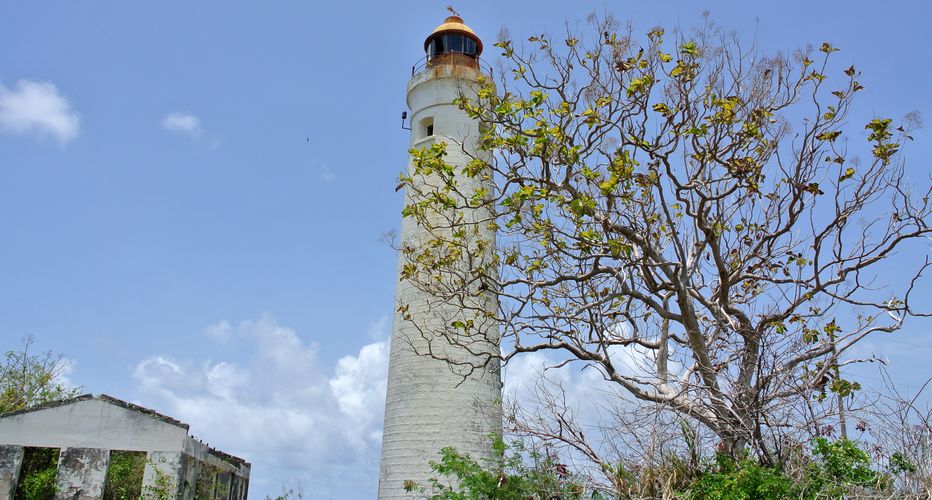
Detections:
[18, 467, 57, 500]
[14, 447, 58, 500]
[682, 438, 890, 499]
[412, 437, 601, 499]
[887, 451, 916, 475]
[681, 455, 794, 500]
[103, 450, 146, 500]
[416, 437, 914, 499]
[804, 437, 882, 496]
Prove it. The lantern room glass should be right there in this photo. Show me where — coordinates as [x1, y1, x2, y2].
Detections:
[427, 34, 479, 60]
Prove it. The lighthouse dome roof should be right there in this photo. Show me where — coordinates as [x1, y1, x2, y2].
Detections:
[424, 15, 483, 55]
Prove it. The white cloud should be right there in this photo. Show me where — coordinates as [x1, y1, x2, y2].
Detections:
[0, 79, 80, 144]
[161, 112, 202, 138]
[330, 341, 389, 446]
[131, 314, 388, 499]
[203, 320, 233, 343]
[503, 351, 610, 411]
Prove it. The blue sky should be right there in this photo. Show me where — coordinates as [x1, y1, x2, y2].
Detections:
[1, 1, 931, 498]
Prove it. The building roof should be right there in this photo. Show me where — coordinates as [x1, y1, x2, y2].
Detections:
[0, 393, 190, 429]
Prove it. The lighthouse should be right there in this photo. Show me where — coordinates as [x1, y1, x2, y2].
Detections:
[378, 15, 502, 498]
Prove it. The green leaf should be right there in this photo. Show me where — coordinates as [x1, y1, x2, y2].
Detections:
[567, 194, 596, 218]
[680, 41, 699, 56]
[815, 130, 842, 142]
[652, 102, 674, 117]
[626, 75, 653, 97]
[838, 167, 855, 182]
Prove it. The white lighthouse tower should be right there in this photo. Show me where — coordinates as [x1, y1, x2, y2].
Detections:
[379, 15, 502, 498]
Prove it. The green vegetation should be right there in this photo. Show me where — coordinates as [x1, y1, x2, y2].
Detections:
[140, 462, 176, 500]
[103, 450, 146, 500]
[683, 456, 793, 500]
[803, 437, 882, 497]
[422, 437, 912, 499]
[14, 447, 59, 500]
[410, 437, 600, 499]
[0, 335, 81, 414]
[195, 462, 226, 499]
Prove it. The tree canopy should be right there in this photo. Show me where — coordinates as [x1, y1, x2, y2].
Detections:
[0, 335, 81, 414]
[397, 13, 930, 470]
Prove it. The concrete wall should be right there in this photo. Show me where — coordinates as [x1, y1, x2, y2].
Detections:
[184, 436, 251, 483]
[142, 451, 185, 498]
[0, 445, 23, 499]
[379, 61, 503, 498]
[0, 398, 188, 452]
[0, 396, 250, 500]
[56, 447, 109, 500]
[139, 441, 249, 500]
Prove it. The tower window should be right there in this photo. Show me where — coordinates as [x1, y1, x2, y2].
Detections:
[420, 117, 434, 139]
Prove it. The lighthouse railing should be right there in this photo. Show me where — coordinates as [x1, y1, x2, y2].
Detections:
[411, 54, 495, 78]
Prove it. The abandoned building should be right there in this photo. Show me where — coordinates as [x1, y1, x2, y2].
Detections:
[0, 393, 250, 499]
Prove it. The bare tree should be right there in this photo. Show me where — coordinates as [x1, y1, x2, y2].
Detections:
[863, 370, 932, 496]
[396, 14, 931, 462]
[503, 374, 711, 497]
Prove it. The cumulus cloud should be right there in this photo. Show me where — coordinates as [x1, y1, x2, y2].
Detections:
[161, 111, 202, 138]
[0, 79, 80, 144]
[203, 320, 233, 343]
[132, 314, 389, 499]
[503, 351, 611, 412]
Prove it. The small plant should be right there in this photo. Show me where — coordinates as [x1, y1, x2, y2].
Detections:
[194, 462, 223, 498]
[141, 458, 177, 500]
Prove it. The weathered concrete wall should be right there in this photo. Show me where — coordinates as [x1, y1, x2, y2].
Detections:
[180, 450, 198, 500]
[0, 445, 24, 499]
[0, 398, 188, 452]
[55, 447, 109, 500]
[150, 444, 249, 500]
[229, 474, 246, 500]
[184, 436, 251, 484]
[0, 396, 250, 499]
[217, 470, 232, 498]
[379, 62, 503, 499]
[142, 451, 185, 498]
